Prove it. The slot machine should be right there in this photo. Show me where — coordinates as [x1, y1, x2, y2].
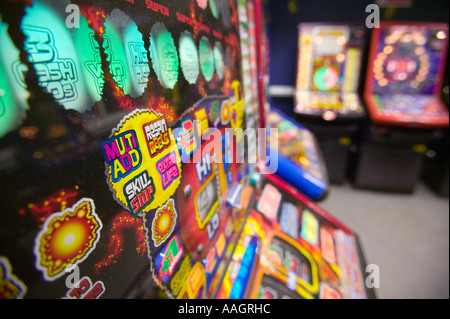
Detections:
[0, 0, 373, 301]
[293, 23, 368, 184]
[216, 172, 376, 299]
[0, 0, 254, 299]
[356, 21, 449, 192]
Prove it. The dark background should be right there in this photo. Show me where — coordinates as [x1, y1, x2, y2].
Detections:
[266, 0, 450, 117]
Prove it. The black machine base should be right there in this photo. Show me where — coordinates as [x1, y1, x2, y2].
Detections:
[296, 119, 361, 185]
[421, 128, 449, 197]
[352, 125, 442, 193]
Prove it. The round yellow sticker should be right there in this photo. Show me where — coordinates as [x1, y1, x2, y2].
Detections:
[101, 109, 182, 216]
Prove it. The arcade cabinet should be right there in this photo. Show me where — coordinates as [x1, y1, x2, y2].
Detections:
[355, 21, 449, 193]
[267, 108, 329, 201]
[0, 0, 258, 299]
[293, 23, 367, 184]
[0, 0, 372, 300]
[216, 172, 376, 299]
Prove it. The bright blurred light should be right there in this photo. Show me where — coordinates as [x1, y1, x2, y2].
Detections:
[436, 30, 447, 40]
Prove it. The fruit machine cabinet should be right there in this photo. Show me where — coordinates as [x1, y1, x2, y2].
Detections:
[294, 23, 367, 184]
[266, 108, 329, 201]
[355, 21, 449, 193]
[0, 0, 260, 299]
[216, 172, 375, 299]
[421, 61, 449, 197]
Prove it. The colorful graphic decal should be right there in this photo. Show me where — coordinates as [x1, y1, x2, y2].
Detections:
[154, 233, 184, 283]
[300, 209, 319, 246]
[157, 151, 180, 190]
[34, 198, 102, 281]
[199, 36, 215, 82]
[102, 109, 181, 216]
[93, 18, 130, 96]
[197, 0, 208, 9]
[177, 119, 197, 160]
[195, 108, 209, 136]
[229, 236, 258, 299]
[318, 258, 340, 287]
[257, 183, 282, 221]
[102, 130, 142, 183]
[255, 273, 312, 299]
[209, 100, 220, 126]
[214, 41, 225, 79]
[0, 0, 254, 300]
[279, 202, 300, 239]
[174, 117, 231, 263]
[217, 213, 267, 299]
[229, 80, 244, 131]
[320, 227, 336, 265]
[178, 262, 207, 299]
[124, 171, 155, 216]
[221, 99, 231, 125]
[179, 31, 200, 85]
[123, 19, 150, 97]
[170, 257, 192, 297]
[319, 283, 341, 299]
[143, 116, 171, 158]
[13, 1, 90, 112]
[0, 257, 27, 299]
[18, 187, 80, 225]
[66, 276, 105, 299]
[152, 199, 177, 247]
[150, 22, 179, 89]
[334, 230, 367, 299]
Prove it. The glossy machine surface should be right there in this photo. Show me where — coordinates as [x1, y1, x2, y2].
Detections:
[267, 108, 329, 201]
[0, 0, 261, 299]
[364, 21, 449, 128]
[0, 0, 372, 300]
[217, 173, 375, 299]
[294, 23, 366, 121]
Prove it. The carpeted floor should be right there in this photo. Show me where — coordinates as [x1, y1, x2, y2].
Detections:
[320, 181, 449, 299]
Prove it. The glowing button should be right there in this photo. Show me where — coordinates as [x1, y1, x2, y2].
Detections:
[437, 30, 447, 40]
[322, 110, 337, 121]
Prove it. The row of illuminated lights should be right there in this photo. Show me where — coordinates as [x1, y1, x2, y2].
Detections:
[384, 29, 447, 45]
[373, 46, 430, 87]
[0, 18, 231, 137]
[296, 92, 361, 111]
[0, 2, 232, 111]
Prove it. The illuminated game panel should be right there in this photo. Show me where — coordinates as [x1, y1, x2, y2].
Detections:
[295, 24, 366, 118]
[267, 110, 327, 182]
[364, 22, 449, 127]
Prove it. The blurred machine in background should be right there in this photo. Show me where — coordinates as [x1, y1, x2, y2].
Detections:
[293, 23, 367, 184]
[355, 21, 449, 193]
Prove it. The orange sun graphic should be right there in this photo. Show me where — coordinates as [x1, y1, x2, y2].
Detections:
[152, 199, 177, 247]
[34, 198, 102, 281]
